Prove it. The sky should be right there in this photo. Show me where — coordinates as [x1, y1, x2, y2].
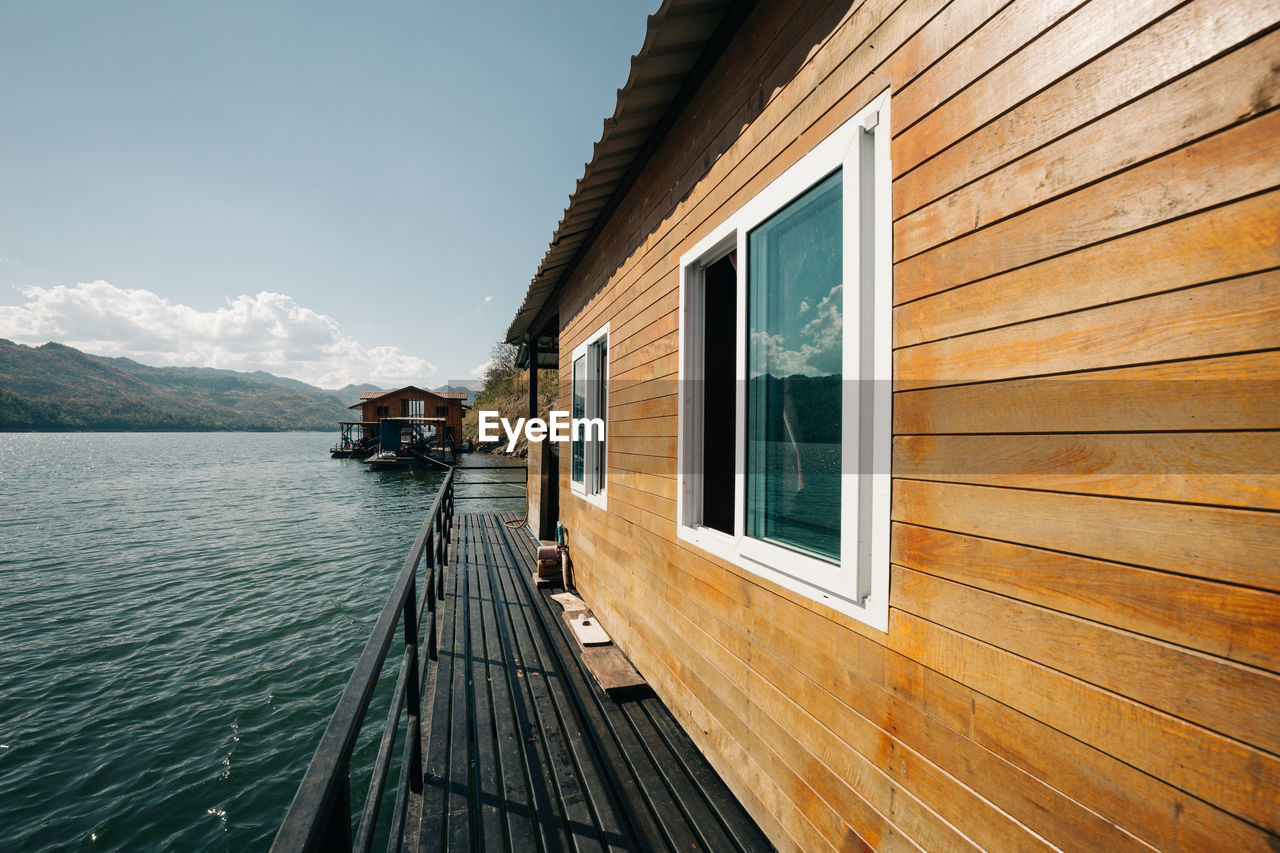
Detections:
[0, 0, 654, 389]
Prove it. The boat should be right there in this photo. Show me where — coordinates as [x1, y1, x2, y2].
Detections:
[331, 438, 378, 459]
[364, 450, 410, 471]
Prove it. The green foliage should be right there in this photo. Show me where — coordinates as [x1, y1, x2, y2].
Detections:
[463, 340, 557, 454]
[0, 339, 353, 431]
[476, 342, 521, 403]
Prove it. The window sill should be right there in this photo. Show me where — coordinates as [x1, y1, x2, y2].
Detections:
[570, 483, 607, 510]
[676, 522, 888, 632]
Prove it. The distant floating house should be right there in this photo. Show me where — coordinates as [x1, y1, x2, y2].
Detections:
[335, 384, 465, 458]
[354, 387, 467, 439]
[501, 1, 1280, 850]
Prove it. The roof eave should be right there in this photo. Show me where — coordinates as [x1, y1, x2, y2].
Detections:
[505, 0, 750, 346]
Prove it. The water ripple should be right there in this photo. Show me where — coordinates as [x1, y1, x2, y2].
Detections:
[0, 432, 488, 851]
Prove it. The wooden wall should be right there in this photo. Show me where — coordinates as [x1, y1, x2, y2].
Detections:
[437, 398, 463, 447]
[359, 389, 463, 444]
[551, 0, 1280, 849]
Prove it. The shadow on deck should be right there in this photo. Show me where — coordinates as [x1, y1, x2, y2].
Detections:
[410, 511, 773, 852]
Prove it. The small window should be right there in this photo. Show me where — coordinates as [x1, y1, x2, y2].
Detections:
[677, 90, 892, 631]
[436, 406, 448, 417]
[571, 323, 609, 508]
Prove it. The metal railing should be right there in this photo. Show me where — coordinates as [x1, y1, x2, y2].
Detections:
[273, 469, 454, 852]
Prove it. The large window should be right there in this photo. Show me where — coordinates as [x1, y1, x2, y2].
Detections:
[571, 323, 609, 508]
[677, 91, 891, 630]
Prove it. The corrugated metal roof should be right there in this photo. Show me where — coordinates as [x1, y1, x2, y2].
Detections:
[505, 0, 738, 345]
[351, 386, 466, 409]
[360, 387, 466, 401]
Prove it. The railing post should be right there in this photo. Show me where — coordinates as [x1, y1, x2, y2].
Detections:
[445, 478, 453, 550]
[320, 774, 352, 851]
[424, 524, 438, 662]
[436, 513, 445, 601]
[402, 582, 424, 794]
[424, 528, 435, 608]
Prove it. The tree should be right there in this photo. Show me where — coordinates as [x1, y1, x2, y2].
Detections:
[481, 341, 520, 395]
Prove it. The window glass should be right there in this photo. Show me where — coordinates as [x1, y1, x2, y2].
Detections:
[745, 169, 842, 562]
[590, 336, 607, 493]
[572, 354, 586, 484]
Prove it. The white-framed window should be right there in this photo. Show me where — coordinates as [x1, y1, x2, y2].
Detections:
[571, 322, 609, 508]
[677, 90, 892, 631]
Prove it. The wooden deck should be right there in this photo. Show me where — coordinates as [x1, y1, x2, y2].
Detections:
[410, 511, 772, 852]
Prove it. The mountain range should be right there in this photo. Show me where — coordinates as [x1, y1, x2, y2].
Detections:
[0, 339, 402, 431]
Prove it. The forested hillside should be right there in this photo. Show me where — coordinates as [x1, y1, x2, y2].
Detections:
[0, 339, 362, 431]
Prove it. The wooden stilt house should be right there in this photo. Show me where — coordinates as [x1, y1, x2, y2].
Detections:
[506, 1, 1280, 849]
[350, 386, 467, 448]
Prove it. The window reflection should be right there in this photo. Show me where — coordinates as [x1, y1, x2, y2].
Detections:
[746, 169, 842, 562]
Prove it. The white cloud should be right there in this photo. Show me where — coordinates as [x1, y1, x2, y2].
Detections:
[801, 284, 842, 355]
[0, 281, 437, 389]
[483, 295, 493, 304]
[749, 284, 843, 378]
[470, 357, 495, 377]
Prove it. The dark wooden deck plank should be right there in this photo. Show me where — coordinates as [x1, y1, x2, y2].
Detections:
[419, 515, 463, 849]
[467, 516, 505, 850]
[495, 510, 774, 852]
[472, 515, 558, 852]
[494, 507, 752, 845]
[479, 518, 575, 853]
[473, 515, 540, 852]
[444, 515, 475, 853]
[482, 513, 620, 852]
[411, 511, 774, 853]
[488, 531, 585, 853]
[491, 516, 677, 852]
[615, 697, 727, 851]
[630, 696, 764, 852]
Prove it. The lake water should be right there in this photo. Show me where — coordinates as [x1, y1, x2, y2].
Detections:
[0, 433, 525, 851]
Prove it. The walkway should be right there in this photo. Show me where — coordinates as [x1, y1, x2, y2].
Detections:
[410, 511, 772, 852]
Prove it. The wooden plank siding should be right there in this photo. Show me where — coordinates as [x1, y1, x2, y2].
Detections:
[543, 0, 1280, 849]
